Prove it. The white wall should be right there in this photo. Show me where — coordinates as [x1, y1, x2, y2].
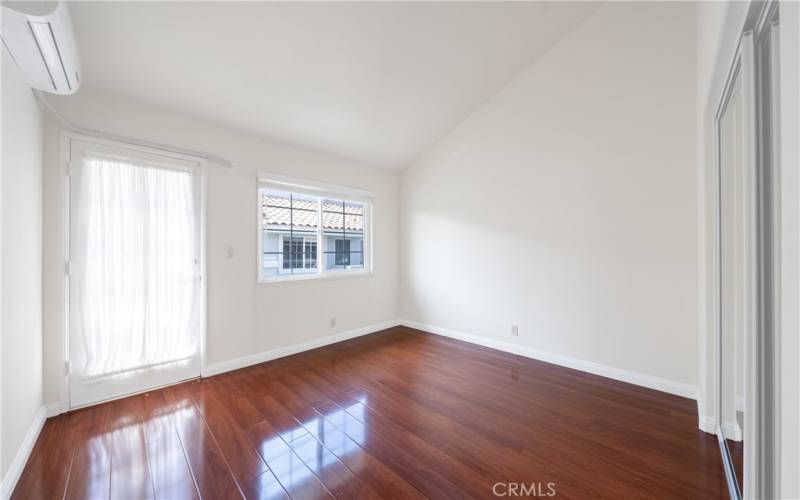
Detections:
[400, 2, 698, 388]
[1, 51, 44, 482]
[42, 88, 400, 407]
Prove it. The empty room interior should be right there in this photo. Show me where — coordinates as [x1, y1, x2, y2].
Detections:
[1, 1, 799, 499]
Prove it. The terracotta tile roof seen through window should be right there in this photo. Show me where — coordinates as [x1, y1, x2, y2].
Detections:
[262, 194, 363, 231]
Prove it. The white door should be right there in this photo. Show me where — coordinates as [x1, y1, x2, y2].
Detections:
[68, 138, 202, 408]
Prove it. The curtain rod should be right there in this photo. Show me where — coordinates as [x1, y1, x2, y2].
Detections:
[33, 89, 237, 171]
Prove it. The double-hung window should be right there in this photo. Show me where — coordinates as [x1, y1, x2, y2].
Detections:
[259, 176, 371, 282]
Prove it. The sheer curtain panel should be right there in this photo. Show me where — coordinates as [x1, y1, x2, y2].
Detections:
[69, 139, 201, 407]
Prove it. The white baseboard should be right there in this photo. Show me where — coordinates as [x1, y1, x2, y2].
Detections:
[398, 319, 698, 400]
[0, 405, 47, 499]
[699, 415, 717, 434]
[203, 319, 400, 377]
[44, 402, 61, 418]
[722, 421, 743, 441]
[42, 320, 400, 417]
[700, 418, 745, 442]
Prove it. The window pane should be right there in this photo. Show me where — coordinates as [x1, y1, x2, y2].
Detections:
[323, 210, 344, 231]
[322, 198, 364, 271]
[262, 189, 319, 277]
[260, 187, 367, 279]
[304, 240, 317, 269]
[335, 239, 350, 265]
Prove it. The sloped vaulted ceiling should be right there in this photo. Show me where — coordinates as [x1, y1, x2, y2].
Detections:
[69, 2, 599, 170]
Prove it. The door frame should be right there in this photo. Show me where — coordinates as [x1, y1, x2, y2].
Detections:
[59, 131, 208, 411]
[703, 1, 781, 498]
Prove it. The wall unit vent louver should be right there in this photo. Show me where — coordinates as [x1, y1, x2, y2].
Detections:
[1, 1, 81, 95]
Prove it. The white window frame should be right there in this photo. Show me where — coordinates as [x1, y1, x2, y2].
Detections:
[257, 173, 373, 284]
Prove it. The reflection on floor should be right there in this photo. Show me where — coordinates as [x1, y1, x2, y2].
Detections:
[13, 326, 730, 499]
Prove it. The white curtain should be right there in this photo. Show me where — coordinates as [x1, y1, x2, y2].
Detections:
[73, 154, 198, 379]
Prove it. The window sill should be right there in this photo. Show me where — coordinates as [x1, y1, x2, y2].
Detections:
[257, 270, 373, 286]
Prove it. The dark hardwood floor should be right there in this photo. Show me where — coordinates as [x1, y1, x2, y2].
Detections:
[13, 326, 729, 499]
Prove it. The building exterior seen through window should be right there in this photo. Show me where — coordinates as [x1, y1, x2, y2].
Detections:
[260, 188, 367, 280]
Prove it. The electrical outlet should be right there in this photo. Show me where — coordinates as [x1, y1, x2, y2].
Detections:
[511, 324, 519, 336]
[330, 317, 337, 328]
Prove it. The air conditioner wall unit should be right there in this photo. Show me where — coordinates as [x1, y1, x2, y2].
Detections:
[1, 1, 81, 95]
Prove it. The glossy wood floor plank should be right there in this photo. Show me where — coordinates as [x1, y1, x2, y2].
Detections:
[105, 395, 156, 500]
[63, 404, 114, 500]
[10, 416, 75, 499]
[160, 383, 243, 499]
[245, 420, 333, 499]
[192, 383, 269, 483]
[148, 432, 200, 500]
[13, 327, 730, 499]
[286, 431, 379, 499]
[240, 469, 291, 500]
[260, 380, 425, 499]
[334, 333, 714, 497]
[299, 342, 641, 498]
[314, 400, 478, 499]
